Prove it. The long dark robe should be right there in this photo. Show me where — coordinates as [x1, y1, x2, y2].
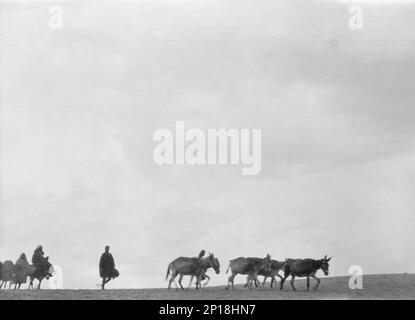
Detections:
[99, 252, 116, 278]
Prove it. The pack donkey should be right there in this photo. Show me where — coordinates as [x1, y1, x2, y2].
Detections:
[280, 255, 332, 291]
[28, 257, 54, 289]
[226, 254, 272, 290]
[166, 252, 220, 290]
[245, 259, 286, 288]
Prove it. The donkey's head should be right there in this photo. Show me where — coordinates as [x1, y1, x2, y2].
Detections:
[208, 252, 220, 274]
[320, 255, 332, 276]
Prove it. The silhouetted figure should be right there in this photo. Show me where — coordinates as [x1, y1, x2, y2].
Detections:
[197, 250, 205, 260]
[32, 245, 45, 269]
[99, 245, 119, 289]
[14, 253, 29, 289]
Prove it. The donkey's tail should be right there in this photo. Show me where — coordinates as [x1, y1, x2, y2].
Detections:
[165, 263, 171, 281]
[226, 264, 230, 274]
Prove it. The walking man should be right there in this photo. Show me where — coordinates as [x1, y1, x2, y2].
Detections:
[99, 245, 119, 289]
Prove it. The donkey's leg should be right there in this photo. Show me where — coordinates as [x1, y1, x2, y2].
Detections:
[178, 274, 185, 290]
[203, 274, 210, 287]
[195, 275, 202, 290]
[226, 273, 236, 290]
[311, 274, 321, 291]
[270, 276, 276, 288]
[245, 275, 251, 288]
[262, 276, 268, 287]
[306, 276, 310, 291]
[232, 273, 237, 289]
[249, 275, 256, 289]
[225, 275, 231, 290]
[290, 275, 296, 291]
[198, 275, 204, 289]
[280, 272, 289, 290]
[250, 277, 257, 288]
[168, 272, 178, 290]
[197, 275, 204, 289]
[172, 277, 179, 289]
[187, 275, 194, 289]
[254, 275, 261, 289]
[30, 277, 35, 290]
[248, 275, 255, 289]
[255, 276, 260, 288]
[194, 276, 199, 289]
[243, 275, 250, 288]
[38, 278, 42, 289]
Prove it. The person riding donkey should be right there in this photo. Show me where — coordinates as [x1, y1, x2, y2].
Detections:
[32, 245, 47, 270]
[14, 253, 30, 289]
[99, 245, 119, 289]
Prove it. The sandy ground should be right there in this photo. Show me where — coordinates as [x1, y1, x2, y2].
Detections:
[0, 274, 414, 300]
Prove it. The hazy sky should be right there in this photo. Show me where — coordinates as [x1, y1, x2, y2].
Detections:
[1, 0, 415, 289]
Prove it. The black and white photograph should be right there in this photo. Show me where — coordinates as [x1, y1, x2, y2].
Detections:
[0, 0, 415, 303]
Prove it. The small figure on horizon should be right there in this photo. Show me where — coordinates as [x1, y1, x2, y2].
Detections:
[99, 245, 119, 289]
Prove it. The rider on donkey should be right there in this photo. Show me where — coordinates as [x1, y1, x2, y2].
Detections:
[29, 245, 53, 289]
[32, 245, 46, 268]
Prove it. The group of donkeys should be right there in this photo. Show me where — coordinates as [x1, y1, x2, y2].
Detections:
[166, 251, 332, 291]
[0, 254, 54, 290]
[2, 250, 332, 291]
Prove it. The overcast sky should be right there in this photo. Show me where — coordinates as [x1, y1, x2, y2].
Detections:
[1, 0, 415, 289]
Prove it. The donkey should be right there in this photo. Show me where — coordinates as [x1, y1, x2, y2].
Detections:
[0, 261, 14, 289]
[166, 252, 220, 290]
[225, 254, 272, 290]
[28, 257, 54, 289]
[245, 259, 286, 288]
[280, 255, 332, 291]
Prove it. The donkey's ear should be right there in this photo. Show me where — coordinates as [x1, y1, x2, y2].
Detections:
[327, 256, 332, 262]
